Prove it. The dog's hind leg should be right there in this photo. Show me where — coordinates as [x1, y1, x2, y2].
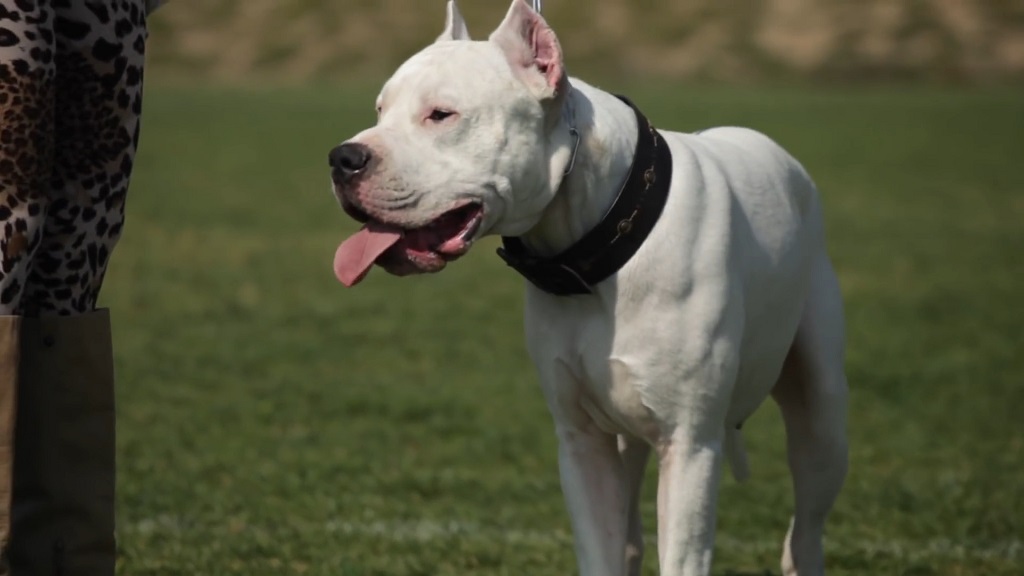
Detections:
[771, 254, 849, 576]
[618, 434, 651, 576]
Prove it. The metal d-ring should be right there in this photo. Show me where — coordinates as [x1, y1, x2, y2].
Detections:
[533, 0, 542, 13]
[563, 127, 580, 176]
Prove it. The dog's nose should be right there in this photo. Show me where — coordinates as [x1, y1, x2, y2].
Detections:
[329, 143, 373, 182]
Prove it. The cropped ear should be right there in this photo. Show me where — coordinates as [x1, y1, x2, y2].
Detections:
[488, 0, 567, 101]
[436, 0, 471, 42]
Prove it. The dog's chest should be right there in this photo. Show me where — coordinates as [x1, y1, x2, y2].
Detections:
[578, 354, 660, 441]
[526, 302, 661, 442]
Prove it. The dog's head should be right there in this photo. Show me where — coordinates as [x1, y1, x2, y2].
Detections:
[330, 0, 577, 284]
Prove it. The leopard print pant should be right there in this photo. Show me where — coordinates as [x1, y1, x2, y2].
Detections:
[0, 0, 148, 316]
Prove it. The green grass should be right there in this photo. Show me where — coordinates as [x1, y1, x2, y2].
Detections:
[106, 81, 1024, 575]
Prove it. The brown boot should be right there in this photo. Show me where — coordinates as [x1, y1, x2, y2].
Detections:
[0, 317, 20, 576]
[10, 310, 116, 575]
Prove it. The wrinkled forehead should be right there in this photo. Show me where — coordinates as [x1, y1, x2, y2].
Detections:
[377, 42, 517, 109]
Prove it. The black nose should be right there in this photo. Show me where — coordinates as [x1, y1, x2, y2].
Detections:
[329, 143, 373, 181]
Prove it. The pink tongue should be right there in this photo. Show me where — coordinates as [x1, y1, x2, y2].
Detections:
[333, 222, 403, 286]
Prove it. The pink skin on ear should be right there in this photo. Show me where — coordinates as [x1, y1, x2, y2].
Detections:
[494, 0, 567, 98]
[530, 19, 562, 91]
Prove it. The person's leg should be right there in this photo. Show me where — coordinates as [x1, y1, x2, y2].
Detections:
[22, 0, 149, 316]
[0, 0, 54, 317]
[0, 1, 56, 571]
[9, 1, 148, 573]
[0, 316, 21, 575]
[10, 312, 117, 574]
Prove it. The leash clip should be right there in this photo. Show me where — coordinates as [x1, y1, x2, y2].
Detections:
[533, 0, 542, 13]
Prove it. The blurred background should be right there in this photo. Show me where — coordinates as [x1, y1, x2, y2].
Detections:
[145, 0, 1024, 85]
[110, 1, 1023, 575]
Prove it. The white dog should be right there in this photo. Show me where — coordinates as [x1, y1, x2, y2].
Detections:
[329, 2, 848, 575]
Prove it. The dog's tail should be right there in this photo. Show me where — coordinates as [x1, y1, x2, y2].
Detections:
[725, 427, 751, 482]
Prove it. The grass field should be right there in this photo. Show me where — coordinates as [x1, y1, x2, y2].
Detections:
[104, 81, 1023, 575]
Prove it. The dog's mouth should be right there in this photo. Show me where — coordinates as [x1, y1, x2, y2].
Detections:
[334, 201, 484, 286]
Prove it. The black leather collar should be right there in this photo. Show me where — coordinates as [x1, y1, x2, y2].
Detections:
[497, 95, 673, 296]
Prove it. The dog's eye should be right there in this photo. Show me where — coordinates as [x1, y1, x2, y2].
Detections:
[427, 109, 456, 123]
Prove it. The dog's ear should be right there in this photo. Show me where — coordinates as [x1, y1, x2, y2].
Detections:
[436, 0, 471, 42]
[489, 0, 567, 102]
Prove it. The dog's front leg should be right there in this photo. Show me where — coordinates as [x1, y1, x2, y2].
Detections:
[655, 425, 725, 576]
[619, 434, 651, 576]
[653, 341, 740, 576]
[528, 317, 629, 575]
[556, 423, 628, 576]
